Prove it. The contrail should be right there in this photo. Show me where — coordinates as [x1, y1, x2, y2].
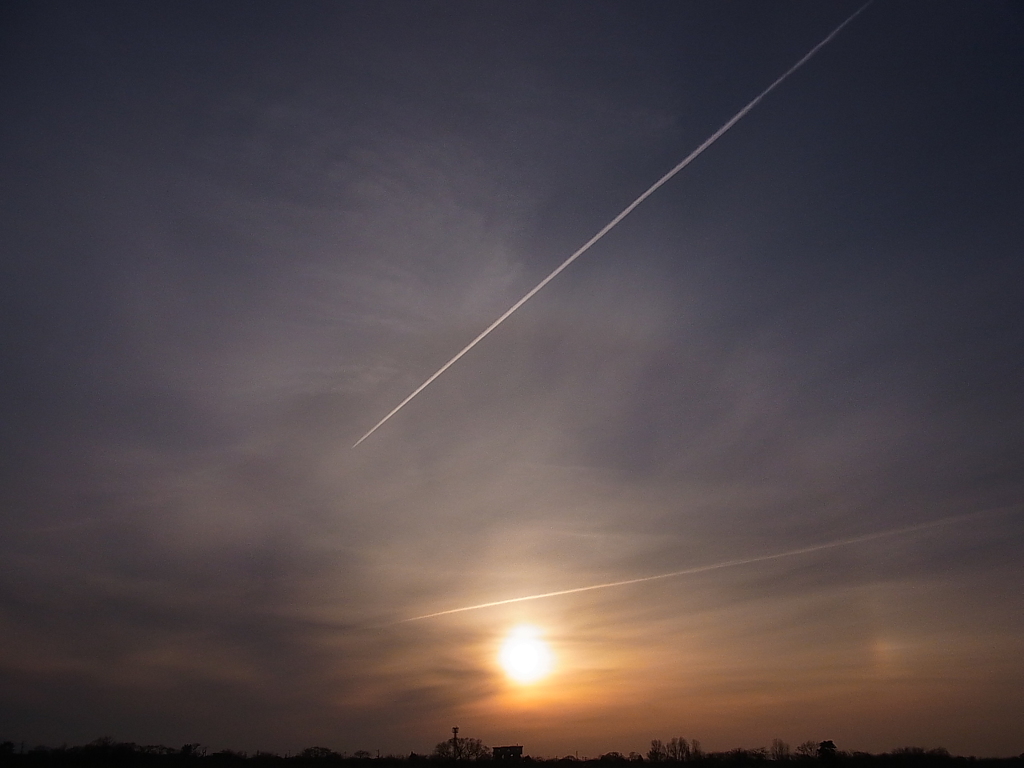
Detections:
[397, 509, 987, 623]
[353, 2, 873, 448]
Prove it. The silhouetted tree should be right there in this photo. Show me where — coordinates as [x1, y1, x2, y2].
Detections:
[816, 743, 837, 762]
[144, 746, 178, 756]
[647, 742, 666, 762]
[795, 743, 817, 759]
[770, 741, 790, 761]
[181, 745, 206, 759]
[433, 734, 489, 761]
[465, 742, 490, 761]
[433, 746, 452, 761]
[666, 740, 691, 762]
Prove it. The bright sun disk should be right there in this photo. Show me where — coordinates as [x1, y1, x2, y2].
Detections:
[499, 625, 554, 684]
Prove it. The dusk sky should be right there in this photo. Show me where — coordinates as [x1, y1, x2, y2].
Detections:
[2, 0, 1023, 759]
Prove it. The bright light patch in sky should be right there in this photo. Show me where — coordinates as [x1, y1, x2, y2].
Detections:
[499, 625, 555, 684]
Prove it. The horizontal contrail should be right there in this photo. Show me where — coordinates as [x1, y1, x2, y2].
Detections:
[353, 2, 873, 448]
[397, 509, 988, 623]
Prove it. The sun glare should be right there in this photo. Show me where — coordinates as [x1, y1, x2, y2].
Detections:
[499, 625, 554, 684]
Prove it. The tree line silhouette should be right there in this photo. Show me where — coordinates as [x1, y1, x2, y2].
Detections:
[1, 736, 1021, 768]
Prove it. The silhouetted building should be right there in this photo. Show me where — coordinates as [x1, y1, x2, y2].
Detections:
[493, 746, 523, 762]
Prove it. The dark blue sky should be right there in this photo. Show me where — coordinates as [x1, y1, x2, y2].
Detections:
[1, 1, 1022, 758]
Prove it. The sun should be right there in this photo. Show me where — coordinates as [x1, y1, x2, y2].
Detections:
[498, 625, 554, 684]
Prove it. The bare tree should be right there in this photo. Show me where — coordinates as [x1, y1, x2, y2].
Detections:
[461, 741, 490, 761]
[647, 741, 667, 762]
[795, 743, 817, 759]
[433, 729, 490, 761]
[771, 740, 791, 761]
[666, 739, 691, 762]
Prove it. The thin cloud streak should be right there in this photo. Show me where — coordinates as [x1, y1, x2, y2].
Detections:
[397, 507, 997, 623]
[352, 1, 873, 448]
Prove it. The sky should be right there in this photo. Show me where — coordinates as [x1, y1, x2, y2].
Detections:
[1, 0, 1023, 759]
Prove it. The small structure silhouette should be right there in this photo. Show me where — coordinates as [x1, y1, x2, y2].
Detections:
[492, 746, 523, 762]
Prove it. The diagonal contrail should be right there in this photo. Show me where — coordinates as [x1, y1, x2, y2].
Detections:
[396, 509, 990, 623]
[353, 2, 872, 448]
